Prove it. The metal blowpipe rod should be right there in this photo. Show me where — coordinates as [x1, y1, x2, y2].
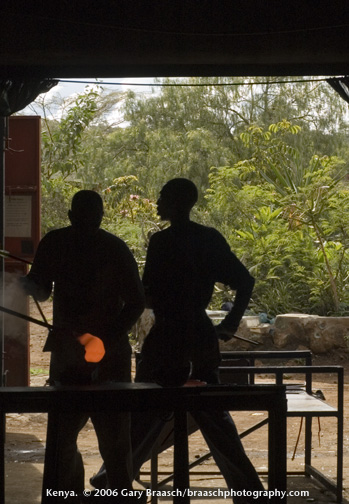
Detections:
[0, 250, 259, 346]
[0, 249, 33, 265]
[0, 249, 50, 325]
[231, 333, 260, 346]
[0, 305, 259, 346]
[0, 304, 53, 330]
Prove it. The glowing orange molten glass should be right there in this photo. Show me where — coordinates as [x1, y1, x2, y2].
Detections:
[78, 333, 106, 363]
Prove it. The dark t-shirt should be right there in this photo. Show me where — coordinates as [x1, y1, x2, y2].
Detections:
[26, 226, 145, 383]
[141, 221, 254, 375]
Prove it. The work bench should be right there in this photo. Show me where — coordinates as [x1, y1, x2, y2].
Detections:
[144, 351, 344, 503]
[219, 351, 344, 503]
[0, 382, 287, 503]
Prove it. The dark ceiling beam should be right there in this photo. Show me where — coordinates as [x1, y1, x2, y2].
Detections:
[3, 64, 349, 80]
[0, 1, 348, 78]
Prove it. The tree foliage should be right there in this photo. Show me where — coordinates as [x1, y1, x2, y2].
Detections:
[34, 78, 349, 315]
[207, 121, 349, 315]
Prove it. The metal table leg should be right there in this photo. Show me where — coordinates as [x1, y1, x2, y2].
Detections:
[0, 412, 5, 504]
[268, 399, 287, 503]
[173, 410, 189, 503]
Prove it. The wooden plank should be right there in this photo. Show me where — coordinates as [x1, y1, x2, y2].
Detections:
[286, 392, 336, 414]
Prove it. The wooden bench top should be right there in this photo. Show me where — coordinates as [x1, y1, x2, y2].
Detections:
[286, 390, 337, 416]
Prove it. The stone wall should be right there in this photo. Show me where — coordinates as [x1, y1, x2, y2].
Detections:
[272, 314, 349, 354]
[219, 313, 349, 354]
[134, 309, 349, 355]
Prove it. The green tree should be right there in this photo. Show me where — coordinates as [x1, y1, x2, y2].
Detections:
[34, 86, 125, 233]
[207, 121, 349, 315]
[34, 78, 349, 315]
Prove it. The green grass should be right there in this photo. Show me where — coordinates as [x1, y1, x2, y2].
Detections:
[30, 368, 47, 376]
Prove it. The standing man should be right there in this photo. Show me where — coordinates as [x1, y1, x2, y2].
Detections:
[21, 190, 145, 503]
[134, 178, 266, 503]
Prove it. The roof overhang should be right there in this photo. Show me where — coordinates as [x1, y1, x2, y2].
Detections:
[0, 1, 348, 78]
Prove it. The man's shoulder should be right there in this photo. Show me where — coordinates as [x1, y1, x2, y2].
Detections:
[188, 222, 227, 245]
[148, 227, 168, 242]
[98, 228, 134, 254]
[150, 222, 225, 240]
[191, 221, 221, 235]
[43, 227, 131, 250]
[148, 223, 228, 253]
[40, 226, 71, 243]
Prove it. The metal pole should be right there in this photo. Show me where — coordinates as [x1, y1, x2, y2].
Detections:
[0, 117, 5, 504]
[0, 117, 5, 387]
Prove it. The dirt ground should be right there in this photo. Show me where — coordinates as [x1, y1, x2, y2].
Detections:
[4, 300, 349, 503]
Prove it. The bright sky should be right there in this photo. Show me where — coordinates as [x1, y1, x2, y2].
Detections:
[22, 77, 157, 120]
[50, 77, 156, 99]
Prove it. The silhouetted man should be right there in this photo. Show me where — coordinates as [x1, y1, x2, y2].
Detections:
[21, 190, 145, 503]
[92, 179, 266, 503]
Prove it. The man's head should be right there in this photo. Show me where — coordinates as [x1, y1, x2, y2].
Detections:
[157, 178, 198, 222]
[68, 190, 104, 232]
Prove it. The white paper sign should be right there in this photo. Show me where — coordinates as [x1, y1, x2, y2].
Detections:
[5, 195, 32, 238]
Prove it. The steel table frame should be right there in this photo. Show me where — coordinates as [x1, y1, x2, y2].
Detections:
[219, 357, 344, 504]
[0, 382, 287, 503]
